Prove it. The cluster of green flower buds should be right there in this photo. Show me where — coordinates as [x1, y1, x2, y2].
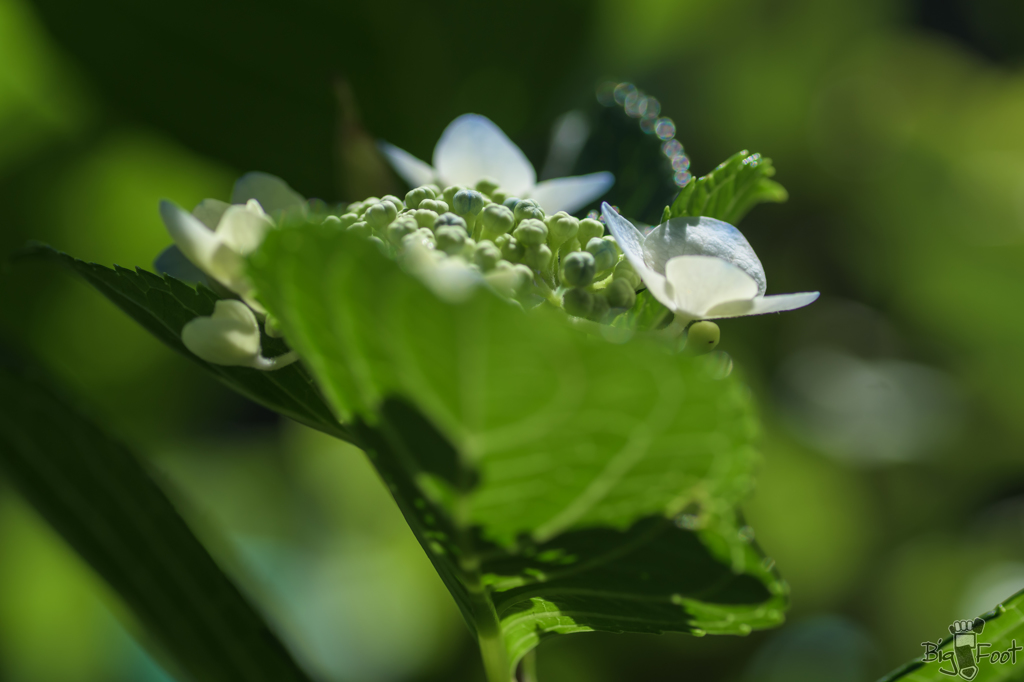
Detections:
[327, 180, 645, 321]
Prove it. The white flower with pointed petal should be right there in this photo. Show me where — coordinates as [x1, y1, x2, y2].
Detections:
[157, 173, 306, 294]
[159, 198, 273, 298]
[602, 203, 818, 323]
[182, 299, 297, 370]
[378, 114, 615, 215]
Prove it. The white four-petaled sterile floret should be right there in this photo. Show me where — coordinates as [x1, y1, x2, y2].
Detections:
[378, 114, 615, 215]
[601, 203, 818, 325]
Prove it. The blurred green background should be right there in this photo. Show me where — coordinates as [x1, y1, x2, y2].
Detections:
[3, 0, 1024, 680]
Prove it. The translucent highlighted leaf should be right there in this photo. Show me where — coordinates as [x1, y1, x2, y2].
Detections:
[0, 348, 315, 682]
[19, 244, 349, 442]
[668, 150, 788, 225]
[878, 588, 1024, 682]
[249, 225, 787, 676]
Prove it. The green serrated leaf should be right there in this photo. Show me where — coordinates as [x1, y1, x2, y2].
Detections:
[249, 225, 787, 678]
[668, 150, 788, 225]
[878, 588, 1024, 682]
[19, 243, 349, 442]
[0, 347, 315, 682]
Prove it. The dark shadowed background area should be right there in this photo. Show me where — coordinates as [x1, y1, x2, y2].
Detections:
[3, 0, 1024, 680]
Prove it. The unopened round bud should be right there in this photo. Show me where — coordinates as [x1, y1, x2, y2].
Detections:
[485, 262, 532, 297]
[605, 277, 637, 309]
[453, 189, 486, 218]
[612, 259, 641, 288]
[588, 292, 610, 322]
[336, 212, 360, 228]
[386, 215, 418, 245]
[435, 212, 468, 233]
[475, 178, 500, 196]
[684, 321, 720, 355]
[442, 185, 466, 206]
[381, 195, 406, 211]
[347, 221, 371, 237]
[562, 251, 596, 288]
[514, 199, 545, 223]
[473, 241, 502, 271]
[368, 235, 388, 254]
[419, 199, 449, 214]
[403, 227, 436, 249]
[405, 186, 437, 209]
[558, 237, 581, 258]
[577, 218, 604, 245]
[563, 288, 594, 318]
[586, 237, 618, 272]
[489, 188, 509, 204]
[435, 226, 468, 255]
[523, 243, 552, 271]
[602, 235, 621, 254]
[513, 218, 548, 246]
[496, 234, 525, 263]
[545, 211, 579, 249]
[413, 208, 439, 228]
[480, 203, 515, 240]
[503, 197, 521, 213]
[365, 200, 399, 229]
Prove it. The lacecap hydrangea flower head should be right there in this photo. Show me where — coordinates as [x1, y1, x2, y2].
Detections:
[155, 114, 816, 370]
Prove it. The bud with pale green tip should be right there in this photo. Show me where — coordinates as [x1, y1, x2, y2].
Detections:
[588, 291, 610, 322]
[405, 186, 436, 209]
[562, 251, 596, 288]
[435, 225, 469, 255]
[485, 262, 533, 297]
[503, 197, 521, 213]
[403, 227, 436, 249]
[586, 237, 617, 273]
[514, 199, 544, 223]
[381, 194, 405, 211]
[347, 221, 371, 237]
[522, 243, 553, 272]
[480, 203, 515, 241]
[577, 218, 604, 245]
[683, 321, 720, 355]
[473, 241, 502, 271]
[336, 213, 360, 228]
[513, 218, 548, 246]
[364, 200, 399, 230]
[387, 215, 418, 245]
[475, 178, 500, 196]
[435, 212, 468, 234]
[563, 288, 593, 318]
[419, 198, 449, 214]
[496, 234, 525, 263]
[605, 278, 637, 309]
[545, 211, 579, 251]
[442, 185, 466, 206]
[413, 208, 439, 228]
[612, 258, 641, 288]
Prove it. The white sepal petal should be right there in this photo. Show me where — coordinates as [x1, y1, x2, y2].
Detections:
[231, 172, 306, 217]
[709, 291, 820, 318]
[181, 300, 262, 367]
[433, 114, 535, 195]
[377, 141, 438, 188]
[663, 255, 759, 318]
[530, 172, 615, 214]
[600, 203, 646, 272]
[192, 199, 230, 230]
[215, 203, 274, 256]
[643, 217, 766, 295]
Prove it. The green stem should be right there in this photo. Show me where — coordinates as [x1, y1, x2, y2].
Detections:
[474, 596, 511, 682]
[518, 650, 538, 682]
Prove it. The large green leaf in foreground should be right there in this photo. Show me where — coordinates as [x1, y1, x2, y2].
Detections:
[879, 588, 1024, 682]
[250, 226, 787, 676]
[0, 349, 314, 682]
[21, 245, 348, 442]
[668, 150, 788, 225]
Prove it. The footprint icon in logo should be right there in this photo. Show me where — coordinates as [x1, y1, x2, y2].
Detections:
[949, 618, 986, 680]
